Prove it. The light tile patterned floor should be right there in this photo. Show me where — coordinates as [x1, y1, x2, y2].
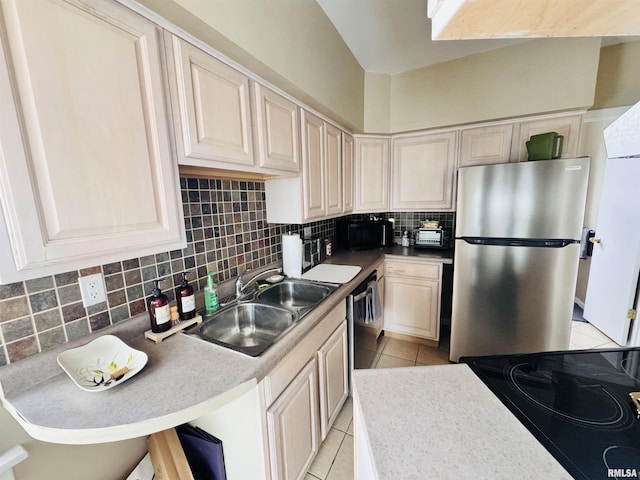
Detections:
[305, 320, 619, 480]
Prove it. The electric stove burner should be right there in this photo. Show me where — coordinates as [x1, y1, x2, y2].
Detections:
[603, 446, 640, 479]
[508, 362, 631, 430]
[464, 348, 640, 480]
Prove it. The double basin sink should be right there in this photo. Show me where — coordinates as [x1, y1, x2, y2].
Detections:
[197, 279, 338, 357]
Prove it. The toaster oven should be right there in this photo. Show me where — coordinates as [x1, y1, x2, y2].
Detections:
[414, 227, 451, 249]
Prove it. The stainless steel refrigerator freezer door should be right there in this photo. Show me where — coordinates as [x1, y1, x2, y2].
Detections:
[456, 158, 590, 240]
[450, 240, 580, 362]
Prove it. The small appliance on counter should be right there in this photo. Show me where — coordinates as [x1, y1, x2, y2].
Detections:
[336, 218, 393, 251]
[414, 227, 451, 249]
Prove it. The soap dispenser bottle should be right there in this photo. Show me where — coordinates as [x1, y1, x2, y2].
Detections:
[401, 230, 410, 247]
[175, 272, 196, 321]
[204, 272, 219, 315]
[148, 280, 171, 333]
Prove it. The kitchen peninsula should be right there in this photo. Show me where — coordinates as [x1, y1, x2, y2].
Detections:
[0, 246, 451, 477]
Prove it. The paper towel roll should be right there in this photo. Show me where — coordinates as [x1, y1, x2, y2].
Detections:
[282, 233, 303, 278]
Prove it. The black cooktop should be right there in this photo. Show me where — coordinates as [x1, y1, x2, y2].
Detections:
[463, 348, 640, 480]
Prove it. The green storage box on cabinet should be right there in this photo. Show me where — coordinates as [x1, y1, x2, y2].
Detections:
[526, 132, 564, 161]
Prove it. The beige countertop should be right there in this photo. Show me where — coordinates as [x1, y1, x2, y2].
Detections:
[0, 246, 453, 444]
[353, 365, 571, 480]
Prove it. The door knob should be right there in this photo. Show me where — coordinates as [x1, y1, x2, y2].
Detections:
[588, 237, 601, 244]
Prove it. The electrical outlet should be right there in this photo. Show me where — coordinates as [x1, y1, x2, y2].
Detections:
[79, 273, 107, 308]
[303, 227, 312, 238]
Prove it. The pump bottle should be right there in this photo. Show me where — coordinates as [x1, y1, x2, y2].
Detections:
[148, 280, 171, 333]
[176, 272, 196, 321]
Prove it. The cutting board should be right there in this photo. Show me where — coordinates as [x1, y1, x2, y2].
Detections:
[301, 264, 362, 284]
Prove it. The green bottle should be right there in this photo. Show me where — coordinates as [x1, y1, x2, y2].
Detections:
[204, 272, 219, 314]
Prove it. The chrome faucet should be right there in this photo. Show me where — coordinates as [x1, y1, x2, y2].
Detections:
[235, 267, 283, 299]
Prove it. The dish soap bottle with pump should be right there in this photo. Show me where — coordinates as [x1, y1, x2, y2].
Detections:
[176, 272, 196, 321]
[148, 280, 171, 333]
[204, 272, 219, 315]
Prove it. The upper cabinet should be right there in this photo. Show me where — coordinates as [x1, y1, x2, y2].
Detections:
[354, 136, 390, 213]
[325, 123, 343, 217]
[342, 133, 354, 214]
[391, 131, 457, 211]
[0, 0, 185, 284]
[253, 83, 300, 172]
[459, 124, 513, 168]
[164, 34, 254, 168]
[512, 113, 583, 162]
[265, 110, 347, 223]
[301, 110, 327, 220]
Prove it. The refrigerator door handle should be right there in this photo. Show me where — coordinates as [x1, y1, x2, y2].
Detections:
[458, 237, 578, 248]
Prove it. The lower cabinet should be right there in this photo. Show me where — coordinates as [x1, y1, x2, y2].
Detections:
[263, 303, 348, 480]
[267, 358, 320, 480]
[318, 321, 349, 440]
[384, 258, 442, 341]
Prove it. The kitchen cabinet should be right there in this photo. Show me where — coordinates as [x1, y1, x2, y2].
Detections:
[301, 110, 326, 220]
[354, 136, 390, 212]
[384, 258, 442, 341]
[262, 302, 348, 480]
[391, 131, 457, 211]
[253, 82, 300, 172]
[342, 132, 355, 213]
[325, 123, 344, 217]
[317, 321, 348, 440]
[164, 34, 255, 168]
[266, 358, 320, 480]
[459, 124, 513, 167]
[264, 110, 346, 223]
[511, 113, 583, 162]
[0, 0, 185, 284]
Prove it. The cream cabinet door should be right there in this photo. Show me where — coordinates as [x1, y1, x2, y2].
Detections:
[0, 0, 184, 283]
[391, 131, 457, 211]
[301, 110, 326, 220]
[512, 113, 583, 162]
[459, 124, 513, 167]
[342, 133, 354, 214]
[325, 123, 343, 217]
[318, 322, 348, 441]
[165, 34, 254, 167]
[267, 358, 320, 480]
[384, 259, 442, 341]
[253, 82, 300, 172]
[354, 136, 390, 212]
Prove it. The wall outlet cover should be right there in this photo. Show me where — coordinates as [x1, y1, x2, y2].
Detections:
[79, 273, 107, 308]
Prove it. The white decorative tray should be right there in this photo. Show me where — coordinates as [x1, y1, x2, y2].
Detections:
[57, 335, 148, 392]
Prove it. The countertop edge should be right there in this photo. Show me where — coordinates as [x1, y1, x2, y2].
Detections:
[1, 379, 255, 445]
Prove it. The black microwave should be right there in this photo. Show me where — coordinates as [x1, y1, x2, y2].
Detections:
[336, 219, 393, 251]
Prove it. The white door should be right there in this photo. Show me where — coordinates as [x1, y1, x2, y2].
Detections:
[584, 156, 640, 346]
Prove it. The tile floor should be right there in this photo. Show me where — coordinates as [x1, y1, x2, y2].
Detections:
[305, 320, 619, 480]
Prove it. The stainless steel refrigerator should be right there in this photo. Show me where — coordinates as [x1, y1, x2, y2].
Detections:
[450, 157, 590, 362]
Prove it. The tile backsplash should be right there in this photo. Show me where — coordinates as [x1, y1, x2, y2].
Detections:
[0, 176, 452, 366]
[0, 178, 334, 366]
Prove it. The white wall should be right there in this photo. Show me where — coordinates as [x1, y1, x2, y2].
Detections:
[593, 40, 640, 110]
[386, 38, 602, 133]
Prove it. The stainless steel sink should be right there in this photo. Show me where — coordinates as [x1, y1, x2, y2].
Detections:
[199, 303, 298, 357]
[256, 279, 336, 317]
